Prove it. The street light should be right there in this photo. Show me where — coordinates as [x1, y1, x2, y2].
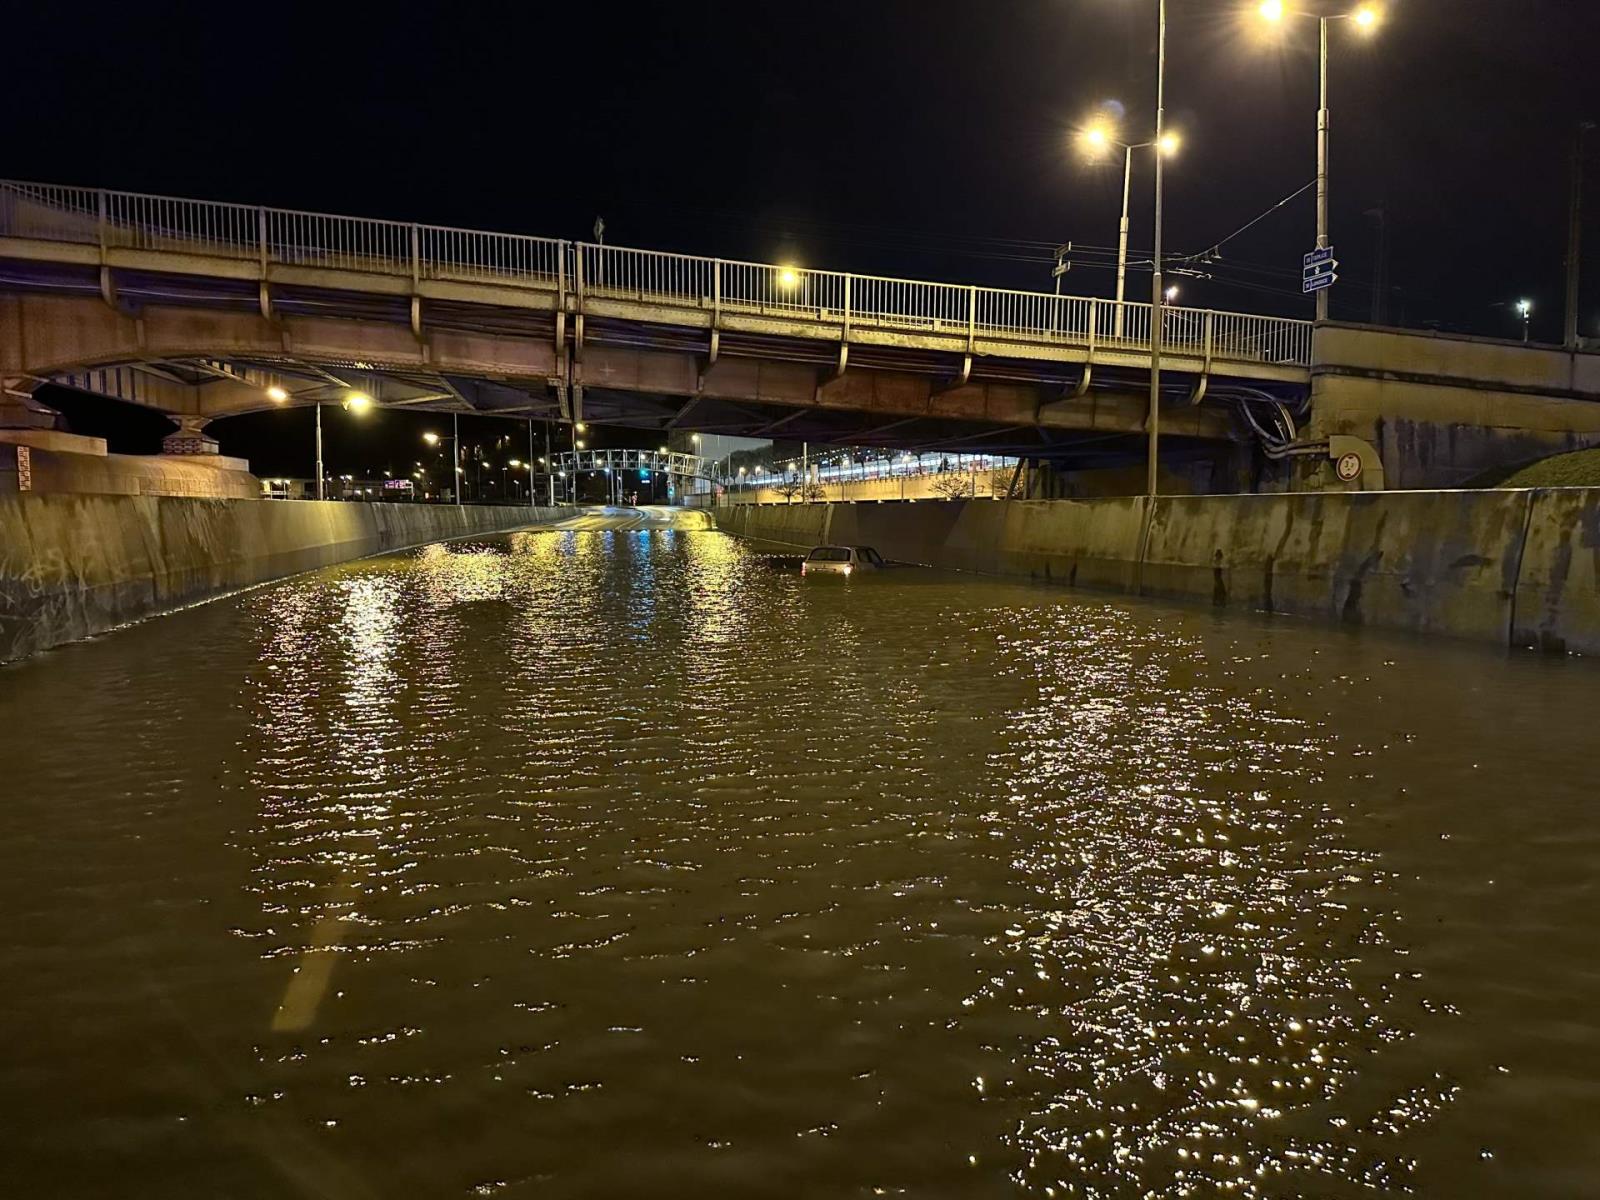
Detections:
[1146, 0, 1170, 498]
[421, 426, 463, 507]
[1079, 113, 1182, 339]
[1517, 298, 1534, 343]
[344, 391, 373, 413]
[266, 385, 288, 403]
[1256, 1, 1384, 323]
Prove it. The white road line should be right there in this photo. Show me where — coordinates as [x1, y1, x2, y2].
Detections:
[271, 870, 363, 1033]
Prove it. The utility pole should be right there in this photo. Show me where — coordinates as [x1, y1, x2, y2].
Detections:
[1567, 122, 1595, 349]
[1364, 206, 1388, 325]
[1316, 15, 1331, 323]
[314, 402, 325, 501]
[1147, 0, 1167, 498]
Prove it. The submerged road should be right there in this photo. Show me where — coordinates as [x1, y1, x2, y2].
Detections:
[544, 504, 713, 532]
[1, 522, 1598, 1197]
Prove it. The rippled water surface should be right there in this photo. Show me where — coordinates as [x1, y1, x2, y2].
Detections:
[3, 523, 1600, 1198]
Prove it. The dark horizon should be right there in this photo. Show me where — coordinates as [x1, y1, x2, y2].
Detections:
[13, 0, 1600, 461]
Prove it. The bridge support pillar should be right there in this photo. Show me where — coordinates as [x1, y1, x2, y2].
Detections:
[162, 415, 220, 456]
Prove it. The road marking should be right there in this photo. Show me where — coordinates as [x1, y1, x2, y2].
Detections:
[271, 870, 363, 1033]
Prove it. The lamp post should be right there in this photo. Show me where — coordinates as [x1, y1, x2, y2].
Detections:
[422, 421, 463, 507]
[1148, 0, 1168, 498]
[1567, 122, 1596, 349]
[1517, 298, 1534, 344]
[1258, 1, 1383, 323]
[1079, 122, 1181, 339]
[316, 390, 373, 502]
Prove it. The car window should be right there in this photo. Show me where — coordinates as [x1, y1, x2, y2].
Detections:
[856, 547, 883, 565]
[808, 547, 851, 562]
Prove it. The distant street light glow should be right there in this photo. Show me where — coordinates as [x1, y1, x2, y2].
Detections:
[1353, 4, 1380, 29]
[266, 385, 288, 403]
[777, 266, 801, 289]
[1158, 132, 1181, 156]
[423, 431, 440, 445]
[1259, 0, 1285, 20]
[344, 391, 373, 413]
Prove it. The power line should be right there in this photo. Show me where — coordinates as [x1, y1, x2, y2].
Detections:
[1176, 180, 1316, 266]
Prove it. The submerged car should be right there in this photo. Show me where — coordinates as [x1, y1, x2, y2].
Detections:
[801, 545, 885, 575]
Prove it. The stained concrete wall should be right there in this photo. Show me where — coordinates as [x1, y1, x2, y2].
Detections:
[1309, 323, 1600, 491]
[0, 496, 560, 663]
[0, 441, 259, 500]
[718, 491, 1600, 655]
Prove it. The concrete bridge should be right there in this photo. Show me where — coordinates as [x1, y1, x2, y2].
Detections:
[6, 179, 1600, 491]
[0, 180, 1309, 473]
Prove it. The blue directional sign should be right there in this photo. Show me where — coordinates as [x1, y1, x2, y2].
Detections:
[1303, 245, 1338, 294]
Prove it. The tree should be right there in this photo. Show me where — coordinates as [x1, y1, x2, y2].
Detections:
[774, 474, 805, 504]
[991, 466, 1023, 499]
[801, 480, 828, 503]
[931, 474, 974, 500]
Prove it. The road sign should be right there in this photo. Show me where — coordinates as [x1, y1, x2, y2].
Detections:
[1303, 243, 1339, 294]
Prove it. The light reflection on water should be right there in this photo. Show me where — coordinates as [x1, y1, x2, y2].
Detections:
[2, 526, 1599, 1198]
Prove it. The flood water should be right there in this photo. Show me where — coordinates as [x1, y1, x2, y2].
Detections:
[3, 518, 1599, 1198]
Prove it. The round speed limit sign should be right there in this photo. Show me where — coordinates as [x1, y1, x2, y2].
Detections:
[1335, 452, 1363, 483]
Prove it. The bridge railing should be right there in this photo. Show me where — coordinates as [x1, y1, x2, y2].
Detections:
[0, 179, 1312, 367]
[580, 243, 715, 305]
[423, 225, 564, 286]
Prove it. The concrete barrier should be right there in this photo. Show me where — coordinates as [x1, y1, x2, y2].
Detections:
[1143, 490, 1532, 642]
[0, 497, 563, 663]
[1512, 490, 1600, 655]
[720, 490, 1599, 654]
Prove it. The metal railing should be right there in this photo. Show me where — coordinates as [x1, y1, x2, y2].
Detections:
[0, 179, 1312, 368]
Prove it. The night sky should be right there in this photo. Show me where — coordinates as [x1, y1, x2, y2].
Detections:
[12, 0, 1600, 469]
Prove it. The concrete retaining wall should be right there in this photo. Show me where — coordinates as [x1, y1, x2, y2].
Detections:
[718, 490, 1600, 655]
[0, 496, 560, 663]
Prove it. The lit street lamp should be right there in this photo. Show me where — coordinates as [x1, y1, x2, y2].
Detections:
[1517, 298, 1534, 343]
[422, 419, 463, 507]
[1257, 1, 1384, 323]
[1079, 118, 1181, 339]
